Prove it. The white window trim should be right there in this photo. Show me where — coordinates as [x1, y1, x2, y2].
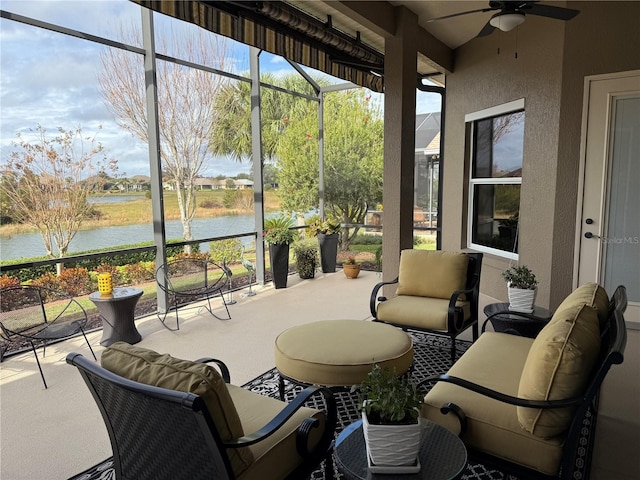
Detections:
[466, 99, 525, 260]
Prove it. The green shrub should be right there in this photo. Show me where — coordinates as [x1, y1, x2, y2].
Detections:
[222, 189, 242, 208]
[209, 238, 243, 265]
[293, 240, 319, 279]
[352, 234, 382, 245]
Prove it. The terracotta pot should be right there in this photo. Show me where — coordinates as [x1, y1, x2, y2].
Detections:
[343, 263, 361, 279]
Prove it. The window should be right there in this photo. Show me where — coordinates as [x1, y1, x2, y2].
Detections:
[467, 100, 525, 259]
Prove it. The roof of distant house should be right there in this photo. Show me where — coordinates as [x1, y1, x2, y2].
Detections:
[415, 112, 441, 152]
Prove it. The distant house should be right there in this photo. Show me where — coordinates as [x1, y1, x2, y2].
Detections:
[116, 175, 150, 192]
[194, 177, 216, 190]
[234, 179, 254, 189]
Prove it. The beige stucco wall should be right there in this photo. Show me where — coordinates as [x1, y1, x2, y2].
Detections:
[441, 2, 640, 309]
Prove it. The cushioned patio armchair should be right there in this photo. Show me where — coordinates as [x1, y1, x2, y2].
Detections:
[420, 283, 627, 480]
[67, 342, 336, 480]
[370, 250, 483, 364]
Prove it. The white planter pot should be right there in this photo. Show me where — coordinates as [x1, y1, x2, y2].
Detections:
[362, 409, 421, 468]
[508, 285, 537, 313]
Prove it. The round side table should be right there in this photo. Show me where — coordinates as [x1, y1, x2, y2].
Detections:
[90, 287, 143, 347]
[482, 302, 553, 338]
[335, 420, 467, 480]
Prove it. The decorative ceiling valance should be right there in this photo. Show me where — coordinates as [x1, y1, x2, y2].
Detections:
[130, 0, 384, 92]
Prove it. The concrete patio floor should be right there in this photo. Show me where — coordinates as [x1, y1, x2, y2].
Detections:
[1, 269, 638, 479]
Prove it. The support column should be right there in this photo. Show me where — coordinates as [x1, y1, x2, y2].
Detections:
[250, 47, 266, 284]
[142, 9, 168, 313]
[382, 7, 418, 291]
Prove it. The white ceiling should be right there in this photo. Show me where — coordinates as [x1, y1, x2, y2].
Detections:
[287, 1, 576, 79]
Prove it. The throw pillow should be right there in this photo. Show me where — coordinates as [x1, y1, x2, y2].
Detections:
[396, 250, 469, 299]
[101, 342, 253, 475]
[517, 304, 600, 438]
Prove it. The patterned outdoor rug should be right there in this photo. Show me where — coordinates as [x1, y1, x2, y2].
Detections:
[69, 332, 594, 480]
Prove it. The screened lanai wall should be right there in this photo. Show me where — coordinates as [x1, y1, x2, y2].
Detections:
[1, 1, 441, 312]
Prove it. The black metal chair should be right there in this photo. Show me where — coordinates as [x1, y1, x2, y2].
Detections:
[156, 257, 231, 331]
[370, 251, 483, 364]
[0, 285, 96, 388]
[419, 285, 628, 480]
[67, 352, 337, 480]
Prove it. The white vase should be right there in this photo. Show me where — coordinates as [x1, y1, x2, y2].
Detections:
[362, 408, 421, 468]
[507, 285, 537, 313]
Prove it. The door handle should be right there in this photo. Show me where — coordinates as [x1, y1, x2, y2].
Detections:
[584, 232, 600, 239]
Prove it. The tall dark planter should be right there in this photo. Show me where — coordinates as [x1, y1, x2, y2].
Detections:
[317, 233, 339, 273]
[269, 243, 290, 289]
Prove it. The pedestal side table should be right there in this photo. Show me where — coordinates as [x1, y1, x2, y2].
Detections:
[90, 287, 143, 347]
[483, 302, 553, 338]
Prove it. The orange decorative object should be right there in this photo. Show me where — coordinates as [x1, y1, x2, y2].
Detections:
[98, 273, 113, 296]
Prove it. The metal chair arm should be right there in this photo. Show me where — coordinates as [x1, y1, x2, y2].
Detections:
[195, 357, 231, 383]
[369, 277, 398, 318]
[225, 386, 337, 451]
[419, 374, 582, 409]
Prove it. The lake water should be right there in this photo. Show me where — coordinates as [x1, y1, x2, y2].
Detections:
[0, 215, 257, 261]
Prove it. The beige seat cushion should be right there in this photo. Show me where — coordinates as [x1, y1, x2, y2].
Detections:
[274, 320, 413, 387]
[396, 250, 469, 299]
[517, 304, 601, 438]
[376, 296, 470, 331]
[551, 282, 610, 329]
[228, 384, 325, 480]
[101, 342, 253, 476]
[422, 333, 564, 476]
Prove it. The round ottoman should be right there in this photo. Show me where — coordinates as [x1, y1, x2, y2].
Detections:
[274, 320, 414, 398]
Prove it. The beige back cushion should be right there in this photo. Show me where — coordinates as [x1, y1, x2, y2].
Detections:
[101, 342, 253, 475]
[552, 282, 610, 329]
[396, 250, 469, 299]
[517, 304, 601, 438]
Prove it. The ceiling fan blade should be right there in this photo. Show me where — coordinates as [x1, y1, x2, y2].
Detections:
[427, 7, 496, 23]
[525, 3, 580, 21]
[477, 20, 497, 37]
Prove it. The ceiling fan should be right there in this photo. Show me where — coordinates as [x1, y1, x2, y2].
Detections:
[427, 1, 580, 38]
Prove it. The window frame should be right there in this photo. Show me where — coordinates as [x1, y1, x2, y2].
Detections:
[466, 99, 525, 260]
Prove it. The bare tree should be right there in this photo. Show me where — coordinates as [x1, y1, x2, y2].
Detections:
[98, 25, 229, 250]
[1, 125, 117, 261]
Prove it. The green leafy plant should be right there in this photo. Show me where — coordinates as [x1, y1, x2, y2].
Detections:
[502, 264, 538, 290]
[343, 256, 357, 265]
[264, 215, 296, 245]
[209, 238, 243, 264]
[355, 365, 423, 425]
[292, 240, 319, 279]
[308, 218, 341, 237]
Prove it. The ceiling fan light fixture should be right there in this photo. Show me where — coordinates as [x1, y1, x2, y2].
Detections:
[489, 13, 525, 32]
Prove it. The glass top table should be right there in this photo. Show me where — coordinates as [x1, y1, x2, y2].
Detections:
[335, 420, 467, 480]
[483, 302, 553, 338]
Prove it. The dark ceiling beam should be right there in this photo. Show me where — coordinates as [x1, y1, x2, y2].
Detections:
[326, 1, 454, 74]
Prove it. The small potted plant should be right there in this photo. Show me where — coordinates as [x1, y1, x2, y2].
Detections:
[342, 256, 361, 279]
[355, 365, 424, 471]
[502, 264, 538, 313]
[264, 216, 296, 289]
[308, 218, 341, 273]
[292, 240, 319, 280]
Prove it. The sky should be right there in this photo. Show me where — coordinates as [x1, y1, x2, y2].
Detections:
[0, 0, 442, 178]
